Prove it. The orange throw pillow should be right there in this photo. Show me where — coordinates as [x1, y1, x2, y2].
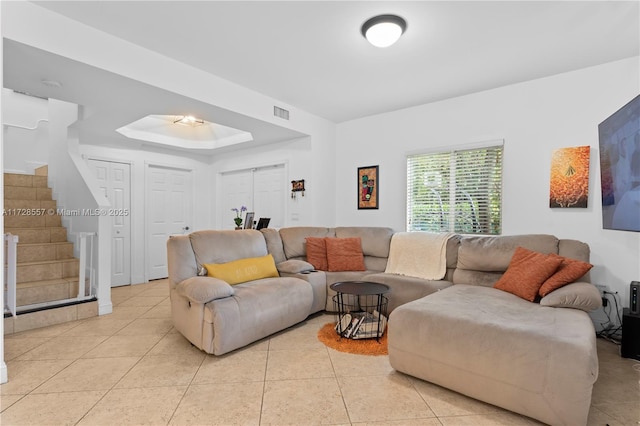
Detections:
[538, 254, 593, 297]
[305, 237, 328, 271]
[325, 237, 366, 272]
[493, 247, 563, 302]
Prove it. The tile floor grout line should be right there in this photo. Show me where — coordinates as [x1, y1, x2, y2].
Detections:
[323, 318, 354, 426]
[22, 335, 111, 395]
[406, 372, 440, 420]
[155, 297, 206, 426]
[73, 292, 175, 425]
[257, 336, 272, 425]
[0, 393, 28, 414]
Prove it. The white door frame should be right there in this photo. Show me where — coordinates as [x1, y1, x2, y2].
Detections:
[144, 161, 194, 282]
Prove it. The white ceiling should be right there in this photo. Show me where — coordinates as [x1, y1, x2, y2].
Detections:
[29, 1, 639, 123]
[3, 1, 639, 154]
[3, 38, 306, 154]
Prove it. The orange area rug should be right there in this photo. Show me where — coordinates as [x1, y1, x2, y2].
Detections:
[317, 322, 388, 356]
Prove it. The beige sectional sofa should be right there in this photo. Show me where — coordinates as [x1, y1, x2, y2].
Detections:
[167, 230, 315, 355]
[387, 234, 600, 426]
[167, 226, 601, 425]
[260, 226, 394, 311]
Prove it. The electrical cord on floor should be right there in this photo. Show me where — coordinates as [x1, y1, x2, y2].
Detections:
[596, 291, 622, 344]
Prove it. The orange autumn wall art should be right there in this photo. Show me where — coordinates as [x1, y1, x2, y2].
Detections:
[549, 146, 590, 208]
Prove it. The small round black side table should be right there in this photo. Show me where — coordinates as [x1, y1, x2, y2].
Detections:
[330, 281, 390, 342]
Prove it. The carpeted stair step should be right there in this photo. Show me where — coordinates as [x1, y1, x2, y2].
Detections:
[4, 227, 69, 243]
[16, 278, 81, 306]
[17, 241, 75, 263]
[4, 172, 49, 188]
[16, 258, 80, 284]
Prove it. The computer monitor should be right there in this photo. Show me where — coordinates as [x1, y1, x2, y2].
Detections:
[255, 218, 270, 230]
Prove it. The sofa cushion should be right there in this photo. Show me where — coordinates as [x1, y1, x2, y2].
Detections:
[190, 229, 268, 268]
[365, 272, 453, 313]
[326, 237, 366, 272]
[277, 259, 315, 274]
[388, 284, 599, 426]
[279, 227, 334, 259]
[538, 254, 593, 297]
[453, 234, 559, 286]
[493, 247, 563, 301]
[167, 235, 199, 289]
[456, 234, 559, 273]
[204, 254, 279, 285]
[305, 237, 328, 270]
[175, 276, 234, 303]
[558, 239, 591, 262]
[540, 282, 602, 312]
[203, 277, 313, 355]
[335, 227, 394, 258]
[260, 228, 287, 264]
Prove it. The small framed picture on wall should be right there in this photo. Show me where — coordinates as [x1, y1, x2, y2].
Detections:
[357, 165, 379, 209]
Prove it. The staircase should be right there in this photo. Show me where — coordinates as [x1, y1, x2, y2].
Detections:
[4, 167, 97, 334]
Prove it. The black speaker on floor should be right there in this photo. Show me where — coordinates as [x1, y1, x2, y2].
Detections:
[630, 281, 639, 314]
[621, 308, 640, 361]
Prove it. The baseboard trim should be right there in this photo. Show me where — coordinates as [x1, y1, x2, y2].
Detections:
[99, 301, 113, 316]
[1, 361, 7, 384]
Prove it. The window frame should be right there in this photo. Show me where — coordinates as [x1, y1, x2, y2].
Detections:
[406, 140, 504, 235]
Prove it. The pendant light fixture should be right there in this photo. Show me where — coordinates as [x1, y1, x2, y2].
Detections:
[361, 14, 407, 48]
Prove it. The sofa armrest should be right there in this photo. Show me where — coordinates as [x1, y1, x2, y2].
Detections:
[175, 276, 234, 304]
[277, 259, 314, 274]
[539, 281, 602, 312]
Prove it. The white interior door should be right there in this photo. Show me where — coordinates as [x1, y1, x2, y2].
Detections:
[220, 164, 285, 229]
[221, 170, 252, 229]
[146, 165, 192, 280]
[88, 159, 131, 287]
[253, 165, 285, 229]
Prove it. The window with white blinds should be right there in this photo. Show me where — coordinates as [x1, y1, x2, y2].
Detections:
[406, 143, 503, 235]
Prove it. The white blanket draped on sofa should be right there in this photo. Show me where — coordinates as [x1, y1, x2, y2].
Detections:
[385, 232, 454, 280]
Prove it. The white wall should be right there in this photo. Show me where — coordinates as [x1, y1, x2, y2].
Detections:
[212, 133, 336, 228]
[2, 89, 49, 174]
[46, 99, 116, 314]
[336, 57, 640, 307]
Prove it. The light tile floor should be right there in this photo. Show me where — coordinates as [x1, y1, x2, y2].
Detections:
[2, 279, 639, 425]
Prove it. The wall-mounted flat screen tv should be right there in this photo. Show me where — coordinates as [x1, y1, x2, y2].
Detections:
[598, 94, 640, 232]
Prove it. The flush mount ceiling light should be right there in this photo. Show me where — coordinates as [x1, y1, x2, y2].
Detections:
[361, 14, 407, 48]
[173, 115, 205, 127]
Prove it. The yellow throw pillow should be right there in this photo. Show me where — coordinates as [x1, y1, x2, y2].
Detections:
[204, 254, 279, 285]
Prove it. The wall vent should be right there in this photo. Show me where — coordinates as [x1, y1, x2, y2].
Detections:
[273, 106, 290, 120]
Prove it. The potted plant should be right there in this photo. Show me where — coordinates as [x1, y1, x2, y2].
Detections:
[231, 206, 247, 229]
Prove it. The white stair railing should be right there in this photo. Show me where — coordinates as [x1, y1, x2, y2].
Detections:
[4, 233, 18, 317]
[10, 232, 97, 314]
[76, 232, 96, 298]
